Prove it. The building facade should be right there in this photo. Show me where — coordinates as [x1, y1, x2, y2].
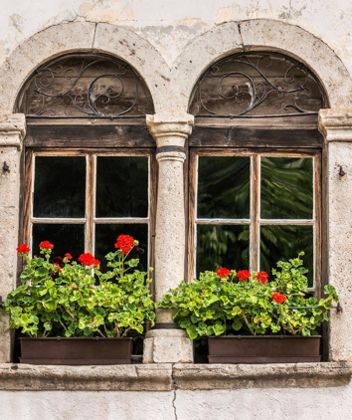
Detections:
[1, 1, 352, 419]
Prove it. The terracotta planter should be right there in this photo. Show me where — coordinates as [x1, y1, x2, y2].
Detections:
[19, 337, 133, 365]
[208, 335, 321, 363]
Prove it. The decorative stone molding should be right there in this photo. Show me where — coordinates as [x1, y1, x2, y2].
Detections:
[0, 362, 350, 391]
[146, 114, 194, 149]
[144, 113, 194, 363]
[0, 114, 26, 150]
[173, 20, 352, 111]
[0, 112, 26, 364]
[318, 107, 352, 362]
[0, 22, 169, 115]
[319, 109, 352, 142]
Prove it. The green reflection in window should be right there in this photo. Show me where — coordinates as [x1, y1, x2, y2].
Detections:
[196, 224, 249, 274]
[261, 157, 313, 219]
[198, 156, 250, 219]
[260, 225, 313, 286]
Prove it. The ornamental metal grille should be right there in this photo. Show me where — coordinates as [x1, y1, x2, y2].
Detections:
[17, 53, 154, 118]
[189, 52, 327, 118]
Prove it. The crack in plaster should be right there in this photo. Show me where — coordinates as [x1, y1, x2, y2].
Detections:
[237, 21, 245, 52]
[91, 23, 97, 48]
[171, 363, 178, 420]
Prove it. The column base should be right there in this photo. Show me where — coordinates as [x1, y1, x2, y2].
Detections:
[143, 329, 194, 363]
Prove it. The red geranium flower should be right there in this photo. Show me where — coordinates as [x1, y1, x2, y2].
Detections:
[16, 243, 30, 253]
[53, 263, 61, 271]
[272, 292, 287, 304]
[114, 234, 136, 254]
[64, 253, 73, 260]
[39, 240, 54, 250]
[237, 270, 251, 282]
[78, 253, 100, 267]
[216, 267, 231, 277]
[256, 271, 269, 285]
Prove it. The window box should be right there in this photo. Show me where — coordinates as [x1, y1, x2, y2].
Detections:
[208, 335, 321, 364]
[19, 337, 133, 365]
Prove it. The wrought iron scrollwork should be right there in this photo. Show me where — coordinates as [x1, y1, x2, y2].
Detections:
[190, 52, 326, 118]
[18, 54, 154, 118]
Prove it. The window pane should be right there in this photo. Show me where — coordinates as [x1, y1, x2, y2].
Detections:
[96, 157, 148, 218]
[261, 157, 313, 219]
[33, 156, 85, 218]
[260, 225, 313, 286]
[196, 225, 249, 274]
[32, 224, 84, 260]
[95, 224, 148, 270]
[197, 157, 250, 219]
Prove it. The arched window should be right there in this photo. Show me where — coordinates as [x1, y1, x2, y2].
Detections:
[188, 51, 327, 293]
[17, 53, 155, 269]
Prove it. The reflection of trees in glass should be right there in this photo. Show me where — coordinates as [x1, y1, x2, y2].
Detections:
[260, 225, 313, 286]
[196, 225, 249, 273]
[261, 157, 313, 219]
[198, 157, 250, 218]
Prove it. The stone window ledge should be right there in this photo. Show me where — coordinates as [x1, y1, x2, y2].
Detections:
[0, 362, 350, 391]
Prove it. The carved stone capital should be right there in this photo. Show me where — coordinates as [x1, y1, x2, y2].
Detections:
[319, 108, 352, 142]
[0, 114, 26, 150]
[146, 113, 194, 150]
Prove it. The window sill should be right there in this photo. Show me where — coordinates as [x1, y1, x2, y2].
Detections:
[0, 362, 350, 391]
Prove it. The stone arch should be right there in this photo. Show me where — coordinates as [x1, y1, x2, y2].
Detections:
[171, 19, 352, 112]
[0, 21, 170, 114]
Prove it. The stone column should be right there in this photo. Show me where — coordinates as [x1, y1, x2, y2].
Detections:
[143, 114, 194, 363]
[319, 109, 352, 361]
[0, 114, 26, 362]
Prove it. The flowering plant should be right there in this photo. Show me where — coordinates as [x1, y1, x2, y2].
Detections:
[159, 253, 339, 340]
[5, 235, 155, 337]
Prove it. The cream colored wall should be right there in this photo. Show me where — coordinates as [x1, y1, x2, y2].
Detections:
[0, 1, 352, 419]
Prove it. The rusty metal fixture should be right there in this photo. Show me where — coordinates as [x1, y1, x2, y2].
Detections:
[2, 161, 10, 174]
[17, 53, 154, 118]
[190, 51, 327, 118]
[338, 165, 346, 178]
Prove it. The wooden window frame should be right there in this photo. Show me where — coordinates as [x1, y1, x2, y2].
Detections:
[187, 125, 323, 297]
[20, 121, 157, 281]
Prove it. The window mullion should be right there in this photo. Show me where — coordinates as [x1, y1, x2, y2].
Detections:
[85, 154, 96, 254]
[250, 155, 260, 272]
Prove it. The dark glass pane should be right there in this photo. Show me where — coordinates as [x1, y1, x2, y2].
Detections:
[261, 157, 313, 219]
[34, 157, 85, 218]
[197, 157, 250, 219]
[196, 225, 249, 274]
[32, 224, 84, 260]
[96, 157, 148, 217]
[95, 224, 148, 270]
[260, 225, 313, 286]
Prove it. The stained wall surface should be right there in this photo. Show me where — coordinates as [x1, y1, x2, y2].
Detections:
[1, 1, 352, 419]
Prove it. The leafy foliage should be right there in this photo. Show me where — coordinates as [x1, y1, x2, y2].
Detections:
[159, 253, 339, 340]
[5, 241, 155, 337]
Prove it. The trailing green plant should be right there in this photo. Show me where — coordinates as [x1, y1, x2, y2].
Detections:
[159, 253, 339, 340]
[5, 236, 155, 337]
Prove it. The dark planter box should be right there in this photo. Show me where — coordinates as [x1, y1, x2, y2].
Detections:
[208, 335, 321, 363]
[19, 337, 133, 365]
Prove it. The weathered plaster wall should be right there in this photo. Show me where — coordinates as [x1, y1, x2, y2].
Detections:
[1, 1, 352, 419]
[1, 385, 352, 420]
[1, 0, 352, 73]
